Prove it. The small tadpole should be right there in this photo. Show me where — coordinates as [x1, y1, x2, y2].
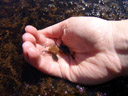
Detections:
[59, 43, 70, 55]
[59, 43, 75, 59]
[51, 53, 58, 61]
[48, 45, 59, 61]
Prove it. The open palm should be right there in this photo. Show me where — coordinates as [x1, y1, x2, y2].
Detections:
[22, 17, 121, 85]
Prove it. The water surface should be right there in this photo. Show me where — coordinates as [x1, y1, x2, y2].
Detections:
[0, 0, 128, 96]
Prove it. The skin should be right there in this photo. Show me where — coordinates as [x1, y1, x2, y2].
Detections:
[22, 17, 128, 85]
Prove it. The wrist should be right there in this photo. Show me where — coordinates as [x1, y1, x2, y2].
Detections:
[112, 19, 128, 75]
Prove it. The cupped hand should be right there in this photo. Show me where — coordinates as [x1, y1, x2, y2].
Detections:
[22, 17, 122, 85]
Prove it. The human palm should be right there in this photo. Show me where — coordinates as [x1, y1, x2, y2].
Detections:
[22, 17, 121, 85]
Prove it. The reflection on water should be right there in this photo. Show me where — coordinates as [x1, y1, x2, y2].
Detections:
[0, 0, 128, 95]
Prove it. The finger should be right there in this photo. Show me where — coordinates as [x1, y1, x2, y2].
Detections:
[22, 33, 36, 45]
[36, 34, 56, 46]
[25, 25, 41, 43]
[22, 41, 37, 62]
[27, 46, 41, 68]
[25, 25, 55, 46]
[38, 20, 67, 38]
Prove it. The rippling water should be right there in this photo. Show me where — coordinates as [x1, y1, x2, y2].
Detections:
[0, 0, 128, 96]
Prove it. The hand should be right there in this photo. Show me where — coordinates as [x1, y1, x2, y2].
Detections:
[22, 17, 122, 85]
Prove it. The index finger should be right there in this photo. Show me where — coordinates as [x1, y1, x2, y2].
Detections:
[38, 20, 67, 38]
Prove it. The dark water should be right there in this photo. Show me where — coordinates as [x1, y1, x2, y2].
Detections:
[0, 0, 128, 96]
